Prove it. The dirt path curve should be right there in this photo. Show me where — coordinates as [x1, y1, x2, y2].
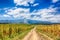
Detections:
[22, 27, 54, 40]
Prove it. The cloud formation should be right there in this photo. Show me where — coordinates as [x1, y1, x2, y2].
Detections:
[0, 0, 60, 23]
[14, 0, 35, 6]
[52, 0, 59, 3]
[1, 5, 59, 23]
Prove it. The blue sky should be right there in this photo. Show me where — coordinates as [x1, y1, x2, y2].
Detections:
[0, 0, 60, 23]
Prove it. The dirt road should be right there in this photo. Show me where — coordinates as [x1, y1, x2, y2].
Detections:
[22, 27, 54, 40]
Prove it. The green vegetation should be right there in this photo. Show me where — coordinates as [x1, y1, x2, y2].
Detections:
[36, 24, 60, 40]
[0, 24, 34, 40]
[0, 24, 60, 40]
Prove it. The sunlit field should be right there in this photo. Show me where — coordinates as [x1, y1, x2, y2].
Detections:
[36, 24, 60, 40]
[0, 24, 60, 40]
[0, 24, 34, 40]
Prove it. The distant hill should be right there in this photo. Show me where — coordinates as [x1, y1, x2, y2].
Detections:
[0, 19, 60, 24]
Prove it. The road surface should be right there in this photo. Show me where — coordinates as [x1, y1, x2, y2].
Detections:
[22, 27, 54, 40]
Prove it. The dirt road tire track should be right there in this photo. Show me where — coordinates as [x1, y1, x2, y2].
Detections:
[22, 27, 54, 40]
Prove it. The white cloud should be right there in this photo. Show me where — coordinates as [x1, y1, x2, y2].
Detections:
[28, 6, 60, 23]
[52, 0, 59, 3]
[1, 5, 60, 23]
[14, 0, 35, 6]
[0, 14, 10, 18]
[33, 3, 39, 6]
[46, 15, 60, 23]
[0, 14, 14, 20]
[5, 7, 30, 19]
[3, 14, 11, 17]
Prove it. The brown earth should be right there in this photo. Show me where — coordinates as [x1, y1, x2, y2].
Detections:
[22, 27, 54, 40]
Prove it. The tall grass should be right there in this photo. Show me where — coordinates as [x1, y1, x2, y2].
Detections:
[36, 24, 60, 40]
[0, 24, 34, 40]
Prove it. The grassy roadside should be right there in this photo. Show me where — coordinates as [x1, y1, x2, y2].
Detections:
[13, 26, 34, 40]
[0, 24, 34, 40]
[12, 28, 33, 40]
[36, 29, 54, 40]
[36, 25, 60, 40]
[36, 30, 60, 40]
